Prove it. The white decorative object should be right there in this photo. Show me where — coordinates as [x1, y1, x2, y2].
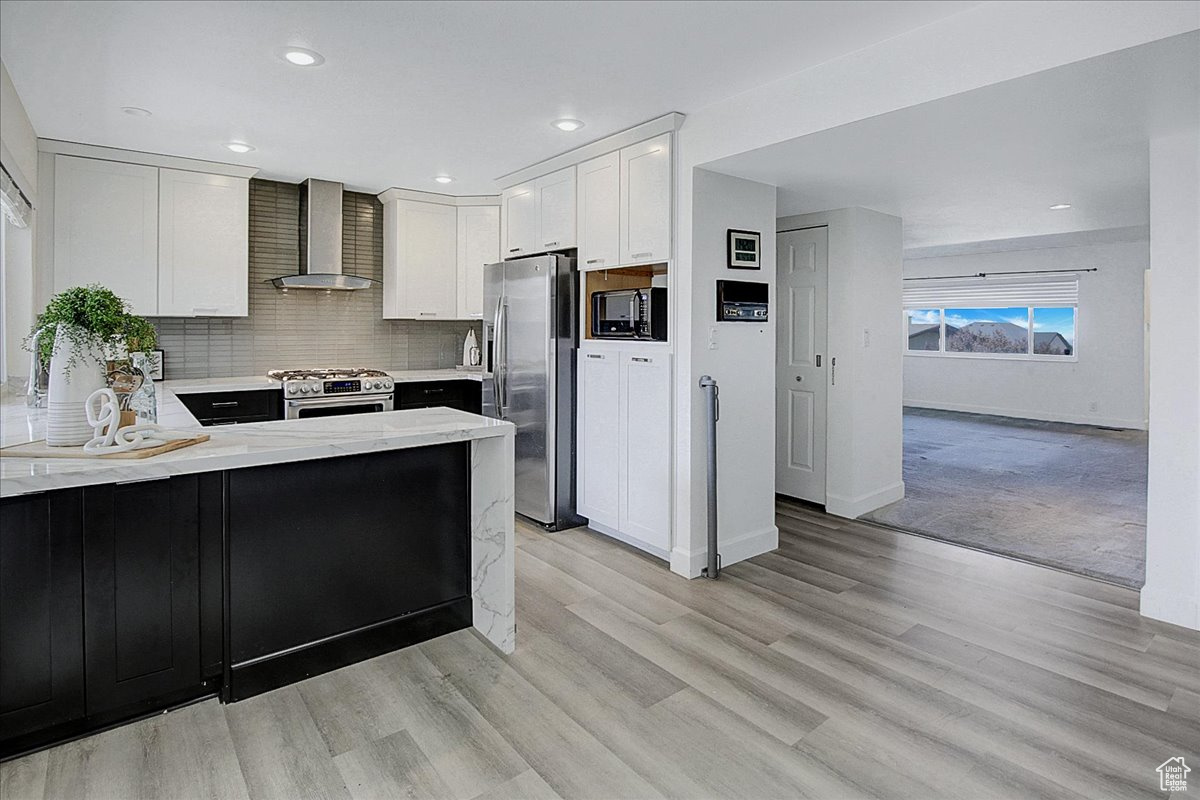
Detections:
[83, 388, 174, 454]
[45, 324, 107, 446]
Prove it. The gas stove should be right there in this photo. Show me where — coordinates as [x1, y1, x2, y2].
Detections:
[268, 368, 395, 418]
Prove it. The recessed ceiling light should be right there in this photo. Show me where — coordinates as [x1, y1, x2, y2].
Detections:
[552, 118, 584, 132]
[280, 47, 325, 67]
[121, 106, 152, 117]
[1049, 203, 1072, 210]
[225, 142, 255, 154]
[434, 175, 454, 184]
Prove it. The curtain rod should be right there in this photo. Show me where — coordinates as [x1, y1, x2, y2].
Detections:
[904, 268, 1097, 282]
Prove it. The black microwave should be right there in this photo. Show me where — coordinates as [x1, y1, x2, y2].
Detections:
[591, 288, 668, 340]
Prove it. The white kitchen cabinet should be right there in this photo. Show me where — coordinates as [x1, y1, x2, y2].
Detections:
[577, 349, 620, 530]
[500, 183, 536, 258]
[577, 346, 671, 557]
[618, 351, 671, 552]
[620, 133, 672, 265]
[383, 200, 458, 319]
[53, 156, 159, 315]
[456, 205, 499, 319]
[157, 169, 249, 317]
[534, 165, 576, 252]
[577, 152, 620, 271]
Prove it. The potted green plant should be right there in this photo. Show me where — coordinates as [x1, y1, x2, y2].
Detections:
[25, 285, 158, 446]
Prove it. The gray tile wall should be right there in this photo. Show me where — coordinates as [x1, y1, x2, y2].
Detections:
[150, 179, 480, 380]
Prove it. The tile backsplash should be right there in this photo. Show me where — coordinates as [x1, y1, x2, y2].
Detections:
[150, 179, 480, 380]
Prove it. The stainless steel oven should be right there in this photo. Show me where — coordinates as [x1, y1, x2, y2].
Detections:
[284, 393, 393, 420]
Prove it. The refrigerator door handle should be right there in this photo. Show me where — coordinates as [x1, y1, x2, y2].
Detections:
[497, 298, 510, 415]
[491, 296, 504, 416]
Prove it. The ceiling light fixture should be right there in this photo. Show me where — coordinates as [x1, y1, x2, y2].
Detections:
[552, 118, 584, 132]
[225, 142, 255, 154]
[121, 106, 152, 117]
[280, 47, 325, 67]
[434, 175, 454, 184]
[1049, 203, 1072, 210]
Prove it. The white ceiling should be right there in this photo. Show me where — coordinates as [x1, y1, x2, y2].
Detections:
[705, 32, 1200, 248]
[0, 0, 980, 194]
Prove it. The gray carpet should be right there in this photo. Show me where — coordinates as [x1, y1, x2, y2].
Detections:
[863, 407, 1148, 588]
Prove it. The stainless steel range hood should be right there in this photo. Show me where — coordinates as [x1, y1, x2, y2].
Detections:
[271, 178, 376, 290]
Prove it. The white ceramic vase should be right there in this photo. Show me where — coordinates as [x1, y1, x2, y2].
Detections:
[45, 324, 107, 446]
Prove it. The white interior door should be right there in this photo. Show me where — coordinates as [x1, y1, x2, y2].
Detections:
[776, 226, 828, 503]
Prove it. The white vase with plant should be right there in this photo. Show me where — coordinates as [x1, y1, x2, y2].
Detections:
[26, 285, 158, 446]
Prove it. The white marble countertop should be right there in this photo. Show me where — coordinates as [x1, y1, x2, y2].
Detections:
[164, 368, 483, 395]
[0, 385, 510, 498]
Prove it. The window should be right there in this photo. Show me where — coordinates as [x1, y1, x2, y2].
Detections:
[903, 275, 1079, 360]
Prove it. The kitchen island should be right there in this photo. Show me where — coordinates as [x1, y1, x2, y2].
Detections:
[0, 382, 513, 758]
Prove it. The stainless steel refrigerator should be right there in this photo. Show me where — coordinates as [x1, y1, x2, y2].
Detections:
[482, 254, 584, 530]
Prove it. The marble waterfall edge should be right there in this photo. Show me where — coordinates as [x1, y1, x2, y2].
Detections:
[469, 433, 516, 653]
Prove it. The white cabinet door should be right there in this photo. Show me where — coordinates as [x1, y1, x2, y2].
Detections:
[577, 349, 620, 529]
[534, 165, 576, 252]
[383, 200, 457, 319]
[157, 169, 249, 317]
[577, 152, 620, 271]
[619, 351, 671, 553]
[620, 133, 672, 265]
[53, 156, 159, 315]
[456, 205, 499, 319]
[500, 183, 536, 258]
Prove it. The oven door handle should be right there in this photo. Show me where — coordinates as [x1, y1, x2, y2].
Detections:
[285, 395, 393, 417]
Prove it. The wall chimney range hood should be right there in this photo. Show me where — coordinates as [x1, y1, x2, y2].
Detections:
[270, 178, 376, 290]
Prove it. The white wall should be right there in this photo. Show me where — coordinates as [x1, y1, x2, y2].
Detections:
[778, 208, 905, 519]
[0, 59, 38, 384]
[903, 239, 1149, 429]
[673, 2, 1199, 570]
[1142, 130, 1200, 631]
[672, 168, 777, 577]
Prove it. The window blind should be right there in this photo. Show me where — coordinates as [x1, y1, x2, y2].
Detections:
[902, 275, 1078, 309]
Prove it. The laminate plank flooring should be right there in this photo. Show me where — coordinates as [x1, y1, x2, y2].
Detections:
[4, 502, 1198, 799]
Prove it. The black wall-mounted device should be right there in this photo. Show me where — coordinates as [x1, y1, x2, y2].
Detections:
[716, 280, 769, 322]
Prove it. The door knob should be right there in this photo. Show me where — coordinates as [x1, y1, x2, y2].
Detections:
[795, 376, 803, 382]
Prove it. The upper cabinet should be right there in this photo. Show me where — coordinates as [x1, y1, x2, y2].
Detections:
[500, 166, 576, 259]
[535, 166, 576, 252]
[50, 153, 251, 317]
[158, 169, 249, 317]
[500, 183, 536, 258]
[53, 157, 160, 316]
[503, 130, 673, 272]
[383, 199, 458, 320]
[457, 205, 499, 319]
[620, 133, 672, 266]
[577, 152, 620, 271]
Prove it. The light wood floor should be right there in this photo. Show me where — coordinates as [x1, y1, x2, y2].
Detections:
[3, 502, 1198, 800]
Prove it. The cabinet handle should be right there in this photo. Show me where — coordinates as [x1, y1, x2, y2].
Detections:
[586, 258, 604, 265]
[544, 241, 558, 248]
[586, 353, 604, 359]
[632, 252, 653, 259]
[193, 306, 220, 314]
[418, 312, 438, 317]
[211, 401, 239, 408]
[508, 248, 521, 253]
[631, 357, 651, 363]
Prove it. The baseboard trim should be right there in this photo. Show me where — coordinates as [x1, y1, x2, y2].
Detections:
[1140, 584, 1200, 631]
[904, 400, 1146, 431]
[670, 525, 779, 578]
[588, 520, 670, 561]
[826, 481, 905, 519]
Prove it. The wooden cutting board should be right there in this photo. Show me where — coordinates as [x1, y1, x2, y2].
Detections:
[0, 433, 210, 460]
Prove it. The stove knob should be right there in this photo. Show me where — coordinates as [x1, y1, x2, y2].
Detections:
[310, 382, 321, 394]
[383, 380, 393, 390]
[287, 384, 298, 395]
[299, 385, 310, 394]
[374, 380, 384, 390]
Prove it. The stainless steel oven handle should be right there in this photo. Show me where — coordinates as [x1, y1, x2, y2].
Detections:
[284, 394, 393, 419]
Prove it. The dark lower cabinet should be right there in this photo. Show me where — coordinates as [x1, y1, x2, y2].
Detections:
[395, 380, 482, 414]
[0, 490, 85, 745]
[1, 476, 222, 759]
[81, 476, 211, 717]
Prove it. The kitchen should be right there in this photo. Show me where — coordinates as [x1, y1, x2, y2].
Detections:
[0, 23, 677, 762]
